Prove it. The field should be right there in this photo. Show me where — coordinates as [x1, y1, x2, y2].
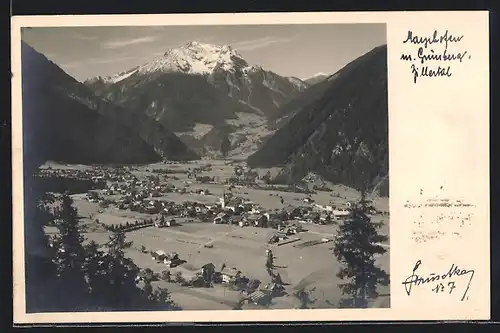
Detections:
[42, 159, 390, 310]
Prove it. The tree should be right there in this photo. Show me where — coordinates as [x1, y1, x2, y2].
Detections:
[265, 250, 274, 277]
[263, 171, 272, 184]
[50, 194, 90, 309]
[233, 298, 245, 310]
[294, 287, 317, 309]
[142, 276, 154, 300]
[83, 240, 110, 305]
[161, 270, 171, 281]
[272, 272, 283, 285]
[24, 190, 59, 312]
[333, 191, 389, 308]
[25, 183, 178, 311]
[143, 268, 157, 281]
[174, 271, 184, 283]
[220, 133, 231, 158]
[150, 287, 182, 310]
[102, 230, 143, 309]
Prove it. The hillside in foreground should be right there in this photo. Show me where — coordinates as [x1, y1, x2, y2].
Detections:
[21, 41, 198, 169]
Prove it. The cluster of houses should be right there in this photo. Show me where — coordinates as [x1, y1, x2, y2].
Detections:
[226, 166, 260, 186]
[86, 171, 218, 215]
[40, 165, 136, 184]
[147, 250, 285, 306]
[86, 179, 356, 233]
[102, 174, 175, 197]
[148, 252, 246, 286]
[151, 250, 185, 268]
[267, 223, 304, 244]
[78, 163, 366, 237]
[211, 191, 353, 228]
[36, 172, 106, 195]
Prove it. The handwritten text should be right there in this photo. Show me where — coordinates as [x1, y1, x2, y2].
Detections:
[400, 30, 471, 84]
[402, 260, 475, 301]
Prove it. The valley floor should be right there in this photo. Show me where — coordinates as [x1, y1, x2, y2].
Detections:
[40, 158, 390, 311]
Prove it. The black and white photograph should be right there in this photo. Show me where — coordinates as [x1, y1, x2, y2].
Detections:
[19, 23, 390, 313]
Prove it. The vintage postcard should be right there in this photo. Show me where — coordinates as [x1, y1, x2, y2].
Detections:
[11, 11, 490, 324]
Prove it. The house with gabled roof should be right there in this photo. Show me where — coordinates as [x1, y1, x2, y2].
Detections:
[221, 267, 242, 284]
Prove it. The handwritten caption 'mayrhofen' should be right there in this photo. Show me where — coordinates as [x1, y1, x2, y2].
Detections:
[400, 30, 471, 84]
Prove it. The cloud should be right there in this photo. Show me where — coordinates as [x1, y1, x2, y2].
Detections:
[101, 36, 158, 49]
[59, 55, 138, 69]
[73, 33, 98, 41]
[88, 56, 138, 65]
[231, 35, 299, 52]
[59, 61, 81, 69]
[199, 35, 216, 43]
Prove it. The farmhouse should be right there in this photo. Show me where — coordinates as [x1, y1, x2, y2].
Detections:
[278, 223, 302, 235]
[332, 208, 350, 218]
[213, 212, 231, 224]
[152, 250, 167, 261]
[254, 214, 269, 227]
[221, 267, 242, 284]
[201, 263, 216, 284]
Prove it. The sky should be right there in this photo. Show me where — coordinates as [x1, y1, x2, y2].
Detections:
[21, 24, 386, 82]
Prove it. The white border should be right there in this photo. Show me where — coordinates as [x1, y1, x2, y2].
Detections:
[11, 11, 490, 323]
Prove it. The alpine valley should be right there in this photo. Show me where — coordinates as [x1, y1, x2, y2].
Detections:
[21, 34, 391, 313]
[22, 39, 388, 193]
[84, 41, 310, 156]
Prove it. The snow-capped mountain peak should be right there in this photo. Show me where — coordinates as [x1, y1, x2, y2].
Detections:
[286, 76, 309, 91]
[86, 41, 254, 84]
[303, 72, 330, 81]
[84, 41, 310, 121]
[86, 66, 140, 84]
[139, 41, 250, 76]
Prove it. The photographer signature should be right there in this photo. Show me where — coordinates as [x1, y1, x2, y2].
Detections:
[402, 260, 475, 301]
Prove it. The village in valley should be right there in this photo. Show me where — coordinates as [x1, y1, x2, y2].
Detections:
[39, 158, 390, 310]
[21, 24, 390, 312]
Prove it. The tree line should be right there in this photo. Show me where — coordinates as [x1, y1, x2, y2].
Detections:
[25, 190, 180, 312]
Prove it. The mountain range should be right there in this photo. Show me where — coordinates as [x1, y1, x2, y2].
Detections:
[21, 41, 198, 168]
[84, 41, 309, 152]
[21, 39, 388, 196]
[303, 72, 331, 86]
[248, 45, 388, 195]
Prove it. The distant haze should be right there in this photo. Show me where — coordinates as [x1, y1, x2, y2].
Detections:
[22, 24, 386, 82]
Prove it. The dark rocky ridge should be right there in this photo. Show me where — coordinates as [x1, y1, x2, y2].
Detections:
[248, 45, 388, 195]
[88, 71, 247, 132]
[21, 41, 160, 167]
[21, 41, 198, 166]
